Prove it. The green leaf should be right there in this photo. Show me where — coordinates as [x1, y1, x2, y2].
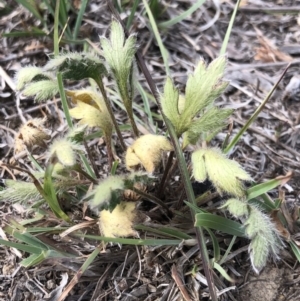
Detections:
[100, 20, 137, 109]
[192, 148, 251, 197]
[88, 176, 125, 212]
[44, 52, 107, 81]
[205, 227, 220, 261]
[135, 225, 192, 240]
[23, 79, 59, 102]
[247, 178, 286, 201]
[159, 0, 206, 28]
[195, 212, 245, 237]
[187, 107, 232, 144]
[15, 66, 48, 90]
[0, 180, 41, 204]
[220, 198, 248, 217]
[15, 0, 44, 24]
[179, 56, 228, 131]
[213, 261, 235, 282]
[76, 234, 182, 246]
[0, 238, 41, 254]
[289, 241, 300, 262]
[161, 77, 180, 131]
[43, 156, 71, 222]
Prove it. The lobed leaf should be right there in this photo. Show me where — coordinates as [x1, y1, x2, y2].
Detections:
[192, 148, 251, 197]
[44, 52, 106, 81]
[23, 79, 59, 102]
[179, 56, 228, 131]
[187, 107, 232, 144]
[160, 77, 181, 131]
[88, 176, 125, 213]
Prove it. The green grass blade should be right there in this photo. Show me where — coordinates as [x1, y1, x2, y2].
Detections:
[135, 225, 192, 240]
[58, 0, 72, 38]
[224, 63, 290, 154]
[3, 30, 47, 38]
[126, 0, 140, 29]
[16, 0, 45, 25]
[220, 0, 242, 55]
[76, 234, 182, 245]
[159, 0, 206, 28]
[219, 235, 237, 265]
[247, 177, 287, 201]
[58, 247, 101, 300]
[289, 241, 300, 262]
[24, 226, 68, 233]
[111, 161, 119, 175]
[0, 238, 41, 254]
[248, 198, 275, 212]
[21, 252, 47, 267]
[43, 157, 71, 222]
[28, 153, 44, 172]
[213, 261, 234, 282]
[195, 213, 245, 237]
[142, 0, 170, 76]
[136, 81, 154, 127]
[57, 72, 73, 127]
[73, 0, 88, 39]
[54, 0, 60, 55]
[204, 227, 220, 261]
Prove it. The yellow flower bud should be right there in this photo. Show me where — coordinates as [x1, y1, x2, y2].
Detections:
[125, 134, 173, 173]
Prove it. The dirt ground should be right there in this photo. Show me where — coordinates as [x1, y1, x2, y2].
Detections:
[1, 0, 300, 300]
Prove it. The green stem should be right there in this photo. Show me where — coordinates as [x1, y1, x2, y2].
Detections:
[166, 118, 217, 301]
[53, 0, 60, 56]
[57, 72, 73, 128]
[105, 133, 113, 169]
[94, 76, 126, 151]
[126, 104, 140, 137]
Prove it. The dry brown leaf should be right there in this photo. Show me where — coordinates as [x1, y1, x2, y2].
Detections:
[14, 118, 50, 154]
[254, 28, 293, 63]
[270, 209, 291, 241]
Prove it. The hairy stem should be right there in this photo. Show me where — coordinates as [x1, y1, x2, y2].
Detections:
[125, 103, 140, 138]
[94, 76, 126, 151]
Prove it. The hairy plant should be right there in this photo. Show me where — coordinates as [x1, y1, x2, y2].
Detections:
[221, 198, 282, 273]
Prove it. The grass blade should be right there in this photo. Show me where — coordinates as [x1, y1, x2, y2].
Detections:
[76, 234, 182, 245]
[224, 63, 290, 154]
[205, 227, 220, 261]
[195, 213, 245, 237]
[141, 0, 170, 76]
[246, 172, 292, 201]
[220, 0, 242, 55]
[73, 0, 88, 39]
[289, 241, 300, 262]
[159, 0, 206, 28]
[16, 0, 45, 25]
